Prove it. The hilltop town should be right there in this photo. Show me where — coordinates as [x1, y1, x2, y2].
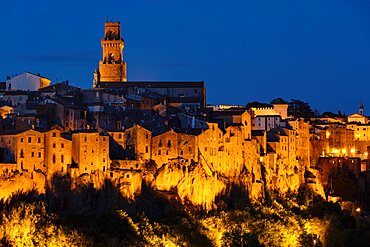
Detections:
[0, 22, 369, 211]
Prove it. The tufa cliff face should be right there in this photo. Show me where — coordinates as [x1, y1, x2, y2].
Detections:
[154, 161, 227, 210]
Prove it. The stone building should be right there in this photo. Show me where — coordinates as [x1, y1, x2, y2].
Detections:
[288, 119, 310, 168]
[71, 130, 110, 176]
[44, 126, 72, 180]
[93, 22, 127, 86]
[151, 129, 198, 167]
[124, 124, 152, 161]
[92, 22, 206, 110]
[0, 129, 45, 172]
[39, 97, 87, 131]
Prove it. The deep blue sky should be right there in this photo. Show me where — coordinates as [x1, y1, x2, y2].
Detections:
[1, 0, 370, 114]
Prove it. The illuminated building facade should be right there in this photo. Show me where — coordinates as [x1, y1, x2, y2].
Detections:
[93, 22, 127, 87]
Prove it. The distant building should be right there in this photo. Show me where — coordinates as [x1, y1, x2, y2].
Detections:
[6, 72, 51, 91]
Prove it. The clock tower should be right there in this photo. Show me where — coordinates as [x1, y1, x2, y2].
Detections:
[94, 22, 127, 87]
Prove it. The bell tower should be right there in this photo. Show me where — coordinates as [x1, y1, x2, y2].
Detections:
[94, 22, 127, 87]
[360, 101, 364, 115]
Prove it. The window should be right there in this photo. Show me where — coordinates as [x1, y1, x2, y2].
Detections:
[37, 138, 41, 143]
[52, 133, 56, 137]
[103, 166, 105, 172]
[146, 134, 149, 139]
[61, 143, 64, 148]
[61, 155, 64, 163]
[145, 146, 148, 153]
[52, 155, 56, 163]
[28, 137, 31, 143]
[31, 152, 34, 157]
[118, 133, 122, 139]
[38, 152, 41, 158]
[20, 138, 23, 143]
[53, 143, 56, 148]
[126, 174, 130, 178]
[167, 140, 171, 147]
[159, 140, 162, 147]
[180, 150, 183, 156]
[84, 137, 87, 141]
[158, 150, 161, 155]
[103, 158, 106, 162]
[20, 150, 24, 158]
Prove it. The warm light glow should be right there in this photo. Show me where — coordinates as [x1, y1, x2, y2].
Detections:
[350, 148, 356, 154]
[326, 131, 330, 138]
[356, 207, 361, 213]
[365, 152, 368, 157]
[341, 149, 346, 154]
[332, 148, 339, 154]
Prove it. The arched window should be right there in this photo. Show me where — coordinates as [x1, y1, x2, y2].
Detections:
[108, 53, 115, 64]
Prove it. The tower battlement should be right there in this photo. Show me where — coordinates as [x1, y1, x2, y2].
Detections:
[94, 22, 127, 87]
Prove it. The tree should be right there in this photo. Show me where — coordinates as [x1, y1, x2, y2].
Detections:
[288, 99, 315, 118]
[271, 98, 288, 104]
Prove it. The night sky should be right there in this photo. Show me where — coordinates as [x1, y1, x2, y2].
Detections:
[1, 0, 370, 114]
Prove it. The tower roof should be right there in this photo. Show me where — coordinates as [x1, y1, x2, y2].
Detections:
[360, 101, 364, 109]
